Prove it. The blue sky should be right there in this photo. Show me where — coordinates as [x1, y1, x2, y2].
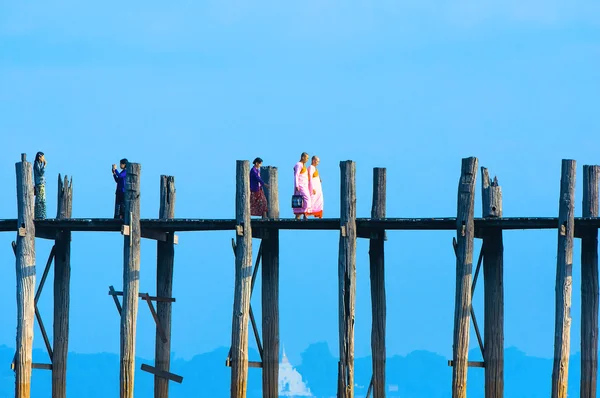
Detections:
[1, 1, 599, 367]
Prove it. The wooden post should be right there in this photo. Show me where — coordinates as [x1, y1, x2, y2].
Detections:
[452, 157, 478, 398]
[581, 165, 599, 398]
[15, 153, 36, 398]
[338, 160, 357, 398]
[481, 167, 504, 398]
[155, 175, 176, 398]
[551, 159, 576, 398]
[53, 174, 73, 398]
[120, 163, 142, 398]
[230, 160, 253, 398]
[262, 166, 279, 220]
[369, 168, 386, 398]
[261, 166, 279, 398]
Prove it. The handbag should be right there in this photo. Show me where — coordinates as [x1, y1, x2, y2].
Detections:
[291, 194, 303, 209]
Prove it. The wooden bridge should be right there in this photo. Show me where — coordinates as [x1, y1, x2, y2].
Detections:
[4, 153, 599, 398]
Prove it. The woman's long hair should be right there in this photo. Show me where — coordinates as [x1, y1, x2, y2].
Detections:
[35, 151, 44, 165]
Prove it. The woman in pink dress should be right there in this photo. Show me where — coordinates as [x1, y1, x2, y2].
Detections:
[293, 152, 311, 219]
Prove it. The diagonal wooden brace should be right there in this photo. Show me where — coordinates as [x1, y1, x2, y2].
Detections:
[452, 237, 485, 359]
[12, 242, 55, 364]
[226, 239, 264, 364]
[140, 293, 168, 343]
[108, 285, 123, 316]
[141, 364, 183, 383]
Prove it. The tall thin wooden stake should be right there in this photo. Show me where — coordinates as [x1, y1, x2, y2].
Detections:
[15, 153, 36, 398]
[581, 165, 599, 398]
[262, 166, 279, 220]
[338, 160, 357, 398]
[369, 168, 386, 398]
[481, 167, 504, 398]
[155, 175, 176, 398]
[452, 157, 478, 398]
[120, 163, 142, 398]
[551, 159, 576, 398]
[261, 166, 279, 398]
[53, 174, 73, 398]
[230, 160, 253, 398]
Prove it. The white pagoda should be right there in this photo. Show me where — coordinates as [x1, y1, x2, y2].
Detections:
[279, 345, 313, 397]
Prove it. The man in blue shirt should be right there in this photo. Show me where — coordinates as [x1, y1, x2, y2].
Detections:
[112, 158, 128, 219]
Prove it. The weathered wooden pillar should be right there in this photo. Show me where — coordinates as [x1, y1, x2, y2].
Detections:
[155, 175, 176, 398]
[53, 174, 73, 398]
[452, 157, 478, 398]
[15, 153, 36, 398]
[369, 167, 386, 398]
[551, 159, 576, 398]
[120, 163, 142, 398]
[262, 166, 279, 221]
[261, 166, 279, 398]
[481, 167, 504, 398]
[230, 160, 253, 398]
[338, 160, 357, 398]
[581, 165, 599, 398]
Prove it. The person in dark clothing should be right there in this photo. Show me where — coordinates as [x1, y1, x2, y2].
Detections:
[249, 157, 269, 219]
[112, 158, 128, 219]
[33, 151, 47, 219]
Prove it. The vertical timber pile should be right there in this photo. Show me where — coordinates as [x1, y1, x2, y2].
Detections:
[452, 157, 478, 398]
[338, 160, 357, 398]
[120, 163, 142, 398]
[551, 159, 576, 398]
[155, 175, 176, 398]
[15, 153, 36, 398]
[481, 168, 504, 398]
[581, 165, 599, 398]
[261, 166, 280, 398]
[230, 160, 253, 398]
[369, 168, 386, 398]
[53, 174, 73, 398]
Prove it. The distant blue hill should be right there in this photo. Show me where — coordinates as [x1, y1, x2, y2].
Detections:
[0, 343, 594, 397]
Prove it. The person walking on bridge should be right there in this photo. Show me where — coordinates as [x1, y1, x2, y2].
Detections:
[308, 155, 323, 218]
[249, 157, 269, 219]
[292, 152, 311, 220]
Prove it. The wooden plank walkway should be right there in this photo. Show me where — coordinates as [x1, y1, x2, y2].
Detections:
[1, 217, 600, 232]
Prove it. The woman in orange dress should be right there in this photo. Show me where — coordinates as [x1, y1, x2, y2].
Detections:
[308, 156, 323, 218]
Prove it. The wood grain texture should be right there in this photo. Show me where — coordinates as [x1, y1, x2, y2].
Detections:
[155, 175, 176, 398]
[261, 166, 279, 397]
[15, 154, 36, 398]
[230, 160, 253, 398]
[481, 167, 504, 398]
[338, 160, 357, 398]
[120, 163, 142, 398]
[53, 174, 73, 398]
[581, 165, 599, 398]
[369, 168, 386, 398]
[452, 157, 478, 398]
[551, 159, 576, 398]
[261, 166, 279, 219]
